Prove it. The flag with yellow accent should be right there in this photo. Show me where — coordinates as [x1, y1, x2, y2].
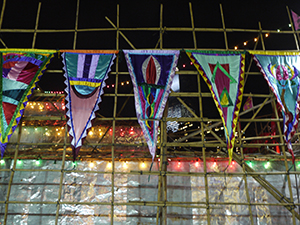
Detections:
[186, 50, 245, 164]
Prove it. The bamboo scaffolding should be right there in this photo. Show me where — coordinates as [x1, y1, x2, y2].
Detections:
[1, 2, 300, 224]
[31, 2, 41, 49]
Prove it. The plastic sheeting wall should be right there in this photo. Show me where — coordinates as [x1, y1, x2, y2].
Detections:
[0, 160, 299, 224]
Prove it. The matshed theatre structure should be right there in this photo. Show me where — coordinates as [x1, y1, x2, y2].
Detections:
[0, 1, 300, 224]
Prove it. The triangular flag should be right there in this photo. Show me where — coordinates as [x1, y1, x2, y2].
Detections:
[291, 10, 300, 31]
[0, 49, 55, 157]
[186, 50, 245, 164]
[123, 50, 180, 160]
[61, 50, 118, 160]
[250, 51, 300, 163]
[243, 95, 253, 111]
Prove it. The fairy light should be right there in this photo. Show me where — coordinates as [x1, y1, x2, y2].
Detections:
[254, 38, 258, 42]
[89, 162, 95, 168]
[182, 64, 186, 68]
[243, 42, 247, 46]
[212, 162, 217, 168]
[264, 161, 270, 169]
[177, 161, 181, 168]
[107, 85, 110, 88]
[89, 131, 93, 136]
[265, 33, 269, 37]
[140, 161, 146, 169]
[229, 161, 235, 168]
[277, 29, 280, 32]
[121, 82, 124, 86]
[190, 61, 193, 65]
[234, 46, 238, 50]
[112, 84, 115, 88]
[126, 81, 129, 84]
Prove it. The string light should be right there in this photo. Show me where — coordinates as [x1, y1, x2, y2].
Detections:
[254, 38, 258, 42]
[140, 161, 146, 169]
[234, 46, 238, 50]
[177, 161, 181, 168]
[243, 42, 247, 46]
[89, 162, 94, 168]
[182, 64, 186, 68]
[0, 159, 5, 165]
[265, 33, 269, 37]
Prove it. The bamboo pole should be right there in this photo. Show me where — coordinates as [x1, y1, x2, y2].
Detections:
[54, 124, 68, 225]
[32, 2, 41, 48]
[271, 99, 297, 224]
[238, 123, 254, 224]
[160, 4, 163, 50]
[219, 4, 228, 50]
[3, 121, 22, 225]
[110, 5, 119, 224]
[258, 22, 265, 51]
[105, 16, 136, 49]
[286, 6, 300, 50]
[241, 97, 269, 133]
[189, 2, 197, 49]
[73, 0, 80, 50]
[0, 0, 7, 48]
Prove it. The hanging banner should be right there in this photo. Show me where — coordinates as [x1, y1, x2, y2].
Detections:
[186, 50, 245, 164]
[250, 51, 300, 162]
[123, 50, 179, 160]
[0, 49, 56, 158]
[61, 50, 118, 160]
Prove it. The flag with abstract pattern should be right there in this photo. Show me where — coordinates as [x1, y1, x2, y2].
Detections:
[186, 50, 245, 164]
[61, 50, 118, 160]
[250, 51, 300, 163]
[123, 50, 180, 160]
[0, 49, 55, 158]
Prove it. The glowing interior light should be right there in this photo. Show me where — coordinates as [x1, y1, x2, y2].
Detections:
[107, 162, 112, 169]
[264, 162, 270, 169]
[177, 161, 181, 168]
[141, 162, 146, 169]
[247, 161, 253, 168]
[195, 161, 200, 168]
[0, 159, 5, 165]
[35, 160, 41, 166]
[17, 160, 23, 165]
[213, 162, 217, 167]
[123, 162, 128, 169]
[72, 161, 77, 167]
[89, 162, 94, 168]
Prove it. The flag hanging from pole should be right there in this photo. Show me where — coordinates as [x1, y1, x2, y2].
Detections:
[186, 50, 245, 164]
[243, 95, 253, 111]
[123, 50, 180, 160]
[61, 50, 118, 160]
[0, 49, 56, 158]
[291, 10, 300, 31]
[250, 51, 300, 163]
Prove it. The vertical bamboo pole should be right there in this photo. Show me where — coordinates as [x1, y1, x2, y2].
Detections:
[54, 124, 68, 225]
[0, 0, 6, 29]
[3, 122, 22, 225]
[31, 2, 41, 49]
[271, 99, 297, 224]
[219, 4, 228, 50]
[110, 4, 119, 225]
[160, 4, 163, 50]
[73, 0, 80, 50]
[258, 22, 265, 51]
[197, 73, 211, 224]
[189, 3, 197, 49]
[286, 6, 300, 51]
[237, 123, 254, 224]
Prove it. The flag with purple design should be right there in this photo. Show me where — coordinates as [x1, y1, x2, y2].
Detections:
[0, 49, 55, 158]
[123, 50, 179, 160]
[186, 50, 245, 164]
[61, 50, 118, 160]
[291, 10, 300, 31]
[250, 51, 300, 163]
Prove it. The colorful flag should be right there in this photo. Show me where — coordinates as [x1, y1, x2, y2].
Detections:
[186, 50, 245, 164]
[123, 50, 180, 160]
[61, 50, 118, 160]
[250, 51, 300, 163]
[0, 49, 55, 157]
[291, 10, 300, 31]
[243, 96, 253, 111]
